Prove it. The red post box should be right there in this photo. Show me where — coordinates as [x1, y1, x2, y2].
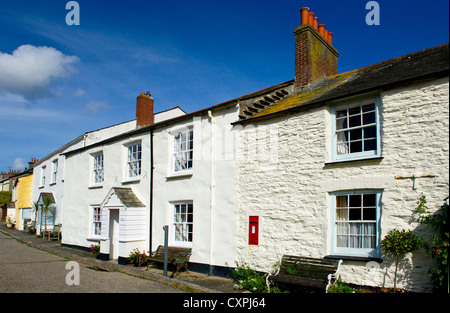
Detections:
[248, 216, 259, 245]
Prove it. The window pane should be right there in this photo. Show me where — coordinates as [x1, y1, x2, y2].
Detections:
[337, 143, 349, 155]
[363, 207, 376, 221]
[363, 194, 376, 207]
[364, 126, 376, 139]
[336, 195, 348, 208]
[348, 106, 360, 116]
[349, 195, 361, 207]
[350, 129, 362, 141]
[364, 139, 377, 152]
[336, 109, 347, 119]
[349, 208, 362, 220]
[363, 112, 375, 125]
[350, 140, 362, 153]
[362, 103, 375, 112]
[336, 208, 348, 220]
[349, 115, 361, 128]
[336, 117, 347, 130]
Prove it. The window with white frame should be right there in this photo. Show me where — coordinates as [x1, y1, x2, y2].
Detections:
[93, 153, 104, 184]
[40, 166, 46, 186]
[332, 97, 381, 161]
[173, 202, 193, 245]
[92, 207, 102, 236]
[51, 160, 58, 184]
[331, 190, 381, 257]
[127, 142, 141, 178]
[173, 129, 193, 173]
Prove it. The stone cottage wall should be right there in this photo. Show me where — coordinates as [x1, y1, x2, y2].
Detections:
[235, 77, 449, 292]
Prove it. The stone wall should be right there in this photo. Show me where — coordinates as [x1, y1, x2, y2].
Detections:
[236, 77, 449, 292]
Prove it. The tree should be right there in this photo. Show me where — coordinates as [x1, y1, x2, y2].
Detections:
[381, 229, 422, 292]
[0, 191, 12, 207]
[31, 201, 39, 224]
[41, 197, 54, 236]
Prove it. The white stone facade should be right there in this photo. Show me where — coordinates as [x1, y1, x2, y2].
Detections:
[235, 77, 449, 292]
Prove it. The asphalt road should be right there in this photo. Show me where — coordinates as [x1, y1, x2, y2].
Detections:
[0, 232, 185, 293]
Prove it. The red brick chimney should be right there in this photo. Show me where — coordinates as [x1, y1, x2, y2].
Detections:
[136, 91, 154, 127]
[294, 7, 339, 89]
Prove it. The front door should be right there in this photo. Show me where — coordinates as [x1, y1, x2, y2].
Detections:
[109, 209, 120, 260]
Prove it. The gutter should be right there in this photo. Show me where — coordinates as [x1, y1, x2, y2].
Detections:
[149, 129, 154, 253]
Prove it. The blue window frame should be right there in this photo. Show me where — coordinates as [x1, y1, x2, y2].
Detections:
[331, 95, 381, 162]
[330, 190, 382, 258]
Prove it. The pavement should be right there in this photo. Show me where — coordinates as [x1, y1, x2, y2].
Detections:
[0, 222, 240, 293]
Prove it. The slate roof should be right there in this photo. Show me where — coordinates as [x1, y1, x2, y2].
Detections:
[236, 43, 449, 124]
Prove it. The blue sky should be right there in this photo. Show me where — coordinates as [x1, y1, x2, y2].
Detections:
[0, 0, 448, 172]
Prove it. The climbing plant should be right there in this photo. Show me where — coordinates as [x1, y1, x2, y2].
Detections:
[414, 195, 449, 293]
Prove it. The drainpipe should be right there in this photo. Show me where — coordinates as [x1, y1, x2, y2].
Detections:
[207, 110, 215, 276]
[149, 129, 154, 254]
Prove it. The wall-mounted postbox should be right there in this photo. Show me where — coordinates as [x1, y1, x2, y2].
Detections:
[248, 216, 259, 245]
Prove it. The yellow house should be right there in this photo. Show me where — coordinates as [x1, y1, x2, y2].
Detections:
[11, 169, 34, 230]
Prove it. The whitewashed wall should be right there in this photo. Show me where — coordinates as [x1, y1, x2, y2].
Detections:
[152, 104, 239, 271]
[62, 132, 150, 256]
[235, 77, 449, 292]
[31, 140, 85, 231]
[62, 109, 184, 259]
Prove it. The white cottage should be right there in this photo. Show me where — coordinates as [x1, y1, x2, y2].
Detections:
[232, 8, 449, 292]
[30, 119, 137, 235]
[62, 93, 185, 263]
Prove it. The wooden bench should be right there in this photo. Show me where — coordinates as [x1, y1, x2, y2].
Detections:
[267, 255, 343, 292]
[145, 245, 192, 277]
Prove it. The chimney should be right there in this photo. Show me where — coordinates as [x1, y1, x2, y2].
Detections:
[294, 7, 339, 89]
[28, 158, 38, 169]
[136, 91, 154, 128]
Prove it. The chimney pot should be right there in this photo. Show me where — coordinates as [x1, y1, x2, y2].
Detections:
[313, 17, 319, 30]
[318, 24, 326, 36]
[308, 12, 315, 25]
[300, 7, 310, 25]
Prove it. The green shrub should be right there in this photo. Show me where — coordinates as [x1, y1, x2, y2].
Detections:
[327, 279, 353, 293]
[231, 261, 268, 293]
[381, 229, 422, 291]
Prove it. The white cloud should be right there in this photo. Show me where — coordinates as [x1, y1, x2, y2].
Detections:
[0, 45, 79, 100]
[84, 101, 110, 114]
[73, 88, 85, 97]
[13, 158, 27, 170]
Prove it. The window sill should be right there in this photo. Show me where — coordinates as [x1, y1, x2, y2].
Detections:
[166, 172, 193, 180]
[325, 255, 383, 263]
[87, 237, 105, 242]
[122, 177, 141, 184]
[325, 156, 383, 166]
[88, 185, 103, 189]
